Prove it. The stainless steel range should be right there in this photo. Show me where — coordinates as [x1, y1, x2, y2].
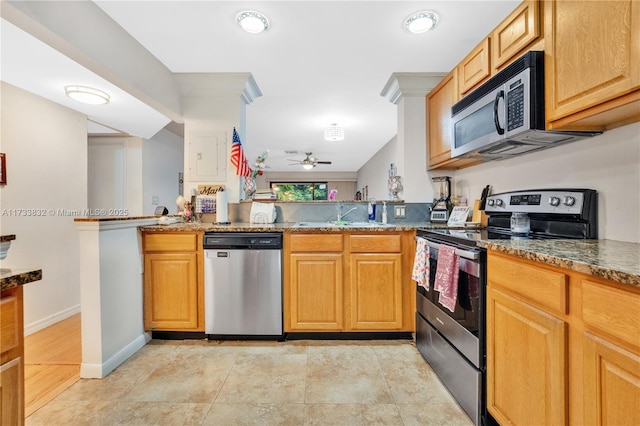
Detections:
[415, 188, 597, 426]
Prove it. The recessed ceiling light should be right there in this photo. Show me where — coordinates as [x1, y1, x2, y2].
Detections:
[237, 10, 269, 34]
[404, 11, 439, 34]
[324, 123, 344, 141]
[64, 85, 110, 105]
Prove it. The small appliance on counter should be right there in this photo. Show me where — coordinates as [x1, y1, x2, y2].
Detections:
[430, 176, 452, 222]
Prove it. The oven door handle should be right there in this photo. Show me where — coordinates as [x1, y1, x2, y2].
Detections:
[415, 237, 480, 261]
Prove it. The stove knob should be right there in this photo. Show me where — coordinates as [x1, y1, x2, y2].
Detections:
[549, 196, 561, 206]
[495, 199, 504, 207]
[487, 199, 495, 206]
[563, 196, 576, 206]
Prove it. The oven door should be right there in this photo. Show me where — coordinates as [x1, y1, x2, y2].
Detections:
[416, 238, 484, 368]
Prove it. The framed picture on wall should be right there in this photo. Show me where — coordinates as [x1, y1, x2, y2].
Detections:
[0, 153, 5, 185]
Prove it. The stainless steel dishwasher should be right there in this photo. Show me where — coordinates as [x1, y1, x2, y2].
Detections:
[203, 232, 283, 338]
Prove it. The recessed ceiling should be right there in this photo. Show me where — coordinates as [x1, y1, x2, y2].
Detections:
[2, 1, 520, 171]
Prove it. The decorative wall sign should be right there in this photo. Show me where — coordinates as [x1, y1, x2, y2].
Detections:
[197, 184, 224, 195]
[0, 153, 6, 185]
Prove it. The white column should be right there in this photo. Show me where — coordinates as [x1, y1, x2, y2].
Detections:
[75, 218, 157, 378]
[381, 73, 445, 202]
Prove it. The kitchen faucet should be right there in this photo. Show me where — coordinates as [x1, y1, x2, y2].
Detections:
[337, 203, 358, 221]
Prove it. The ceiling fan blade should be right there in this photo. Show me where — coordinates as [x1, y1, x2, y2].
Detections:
[316, 161, 332, 164]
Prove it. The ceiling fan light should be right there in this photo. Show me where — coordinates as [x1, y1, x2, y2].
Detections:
[324, 123, 344, 141]
[404, 11, 439, 34]
[302, 163, 314, 170]
[64, 85, 110, 105]
[237, 10, 269, 33]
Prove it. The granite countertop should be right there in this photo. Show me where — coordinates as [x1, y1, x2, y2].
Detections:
[1, 268, 43, 291]
[479, 239, 640, 287]
[141, 221, 447, 232]
[139, 220, 640, 288]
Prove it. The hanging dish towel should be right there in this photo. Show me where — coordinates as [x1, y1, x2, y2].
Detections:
[412, 238, 430, 290]
[434, 244, 460, 313]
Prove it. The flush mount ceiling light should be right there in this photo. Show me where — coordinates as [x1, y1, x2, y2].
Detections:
[324, 123, 344, 141]
[64, 85, 110, 105]
[236, 10, 269, 33]
[403, 11, 439, 34]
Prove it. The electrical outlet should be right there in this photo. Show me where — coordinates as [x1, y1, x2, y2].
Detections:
[394, 205, 406, 219]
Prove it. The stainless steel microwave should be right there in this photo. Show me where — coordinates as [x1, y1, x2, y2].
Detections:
[450, 51, 600, 160]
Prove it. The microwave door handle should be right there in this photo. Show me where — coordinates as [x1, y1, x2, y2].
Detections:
[493, 90, 505, 135]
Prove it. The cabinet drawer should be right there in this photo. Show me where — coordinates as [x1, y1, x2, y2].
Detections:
[349, 234, 401, 253]
[289, 234, 343, 252]
[582, 279, 640, 349]
[144, 233, 197, 252]
[488, 253, 568, 315]
[1, 294, 19, 354]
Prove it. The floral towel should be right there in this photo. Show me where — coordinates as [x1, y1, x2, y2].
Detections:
[412, 238, 430, 290]
[434, 244, 460, 313]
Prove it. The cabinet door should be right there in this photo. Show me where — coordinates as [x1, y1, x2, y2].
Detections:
[545, 0, 640, 126]
[491, 0, 539, 70]
[0, 357, 24, 426]
[288, 253, 343, 331]
[487, 286, 567, 426]
[348, 253, 402, 330]
[583, 332, 640, 426]
[427, 72, 456, 167]
[458, 38, 491, 95]
[144, 253, 199, 330]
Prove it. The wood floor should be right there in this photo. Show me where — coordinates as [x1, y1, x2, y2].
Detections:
[24, 314, 82, 417]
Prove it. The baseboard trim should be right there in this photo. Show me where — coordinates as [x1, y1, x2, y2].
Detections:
[24, 304, 81, 336]
[80, 332, 151, 379]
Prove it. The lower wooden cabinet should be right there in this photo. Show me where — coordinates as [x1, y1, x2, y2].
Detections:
[349, 253, 402, 330]
[487, 250, 640, 425]
[284, 232, 415, 333]
[583, 333, 640, 426]
[142, 232, 204, 331]
[289, 253, 344, 330]
[487, 286, 567, 426]
[1, 286, 25, 425]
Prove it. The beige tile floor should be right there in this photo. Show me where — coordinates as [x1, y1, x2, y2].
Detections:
[26, 339, 474, 425]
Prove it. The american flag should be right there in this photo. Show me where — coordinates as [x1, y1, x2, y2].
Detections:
[230, 128, 251, 177]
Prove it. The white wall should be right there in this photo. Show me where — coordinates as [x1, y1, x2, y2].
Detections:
[453, 122, 640, 242]
[0, 82, 86, 332]
[142, 129, 184, 215]
[356, 136, 399, 201]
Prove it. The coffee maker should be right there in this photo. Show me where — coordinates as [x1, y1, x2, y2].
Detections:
[430, 176, 452, 222]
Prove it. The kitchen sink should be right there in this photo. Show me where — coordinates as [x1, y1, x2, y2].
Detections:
[293, 222, 339, 228]
[293, 221, 394, 228]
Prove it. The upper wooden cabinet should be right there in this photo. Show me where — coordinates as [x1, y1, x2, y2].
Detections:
[544, 0, 640, 130]
[427, 71, 480, 170]
[457, 39, 491, 96]
[458, 1, 541, 97]
[491, 0, 540, 71]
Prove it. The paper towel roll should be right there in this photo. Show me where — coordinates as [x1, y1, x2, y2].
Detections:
[216, 190, 229, 223]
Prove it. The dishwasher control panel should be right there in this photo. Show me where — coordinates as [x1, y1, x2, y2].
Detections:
[203, 232, 282, 249]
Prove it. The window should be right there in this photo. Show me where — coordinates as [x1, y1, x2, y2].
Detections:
[270, 182, 328, 201]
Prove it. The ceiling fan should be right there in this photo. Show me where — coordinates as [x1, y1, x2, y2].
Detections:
[288, 152, 332, 169]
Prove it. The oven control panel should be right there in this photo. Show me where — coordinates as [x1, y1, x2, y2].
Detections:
[484, 189, 590, 215]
